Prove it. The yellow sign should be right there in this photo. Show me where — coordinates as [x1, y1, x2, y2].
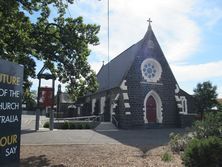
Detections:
[0, 73, 20, 86]
[0, 135, 17, 147]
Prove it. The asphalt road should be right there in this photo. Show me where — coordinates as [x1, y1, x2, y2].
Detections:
[20, 115, 184, 148]
[21, 128, 184, 148]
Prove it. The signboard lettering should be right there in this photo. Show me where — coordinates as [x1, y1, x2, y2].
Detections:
[0, 59, 23, 165]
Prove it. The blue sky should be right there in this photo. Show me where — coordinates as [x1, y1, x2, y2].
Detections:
[31, 0, 222, 97]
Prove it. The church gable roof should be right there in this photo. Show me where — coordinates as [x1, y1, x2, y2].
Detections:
[96, 23, 163, 92]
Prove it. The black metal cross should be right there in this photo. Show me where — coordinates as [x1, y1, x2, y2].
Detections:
[147, 18, 152, 25]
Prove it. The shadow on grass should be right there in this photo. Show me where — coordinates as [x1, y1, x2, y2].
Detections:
[20, 155, 65, 167]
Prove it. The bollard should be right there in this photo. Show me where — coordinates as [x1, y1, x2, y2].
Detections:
[35, 109, 40, 131]
[49, 108, 54, 130]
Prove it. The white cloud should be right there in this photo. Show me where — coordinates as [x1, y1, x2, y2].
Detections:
[108, 0, 201, 62]
[203, 8, 222, 28]
[70, 0, 202, 63]
[89, 61, 104, 74]
[171, 61, 222, 82]
[171, 60, 222, 98]
[192, 0, 222, 28]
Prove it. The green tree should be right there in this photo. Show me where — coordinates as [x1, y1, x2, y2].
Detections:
[216, 99, 222, 111]
[0, 0, 99, 100]
[193, 81, 218, 119]
[23, 90, 37, 110]
[217, 103, 222, 111]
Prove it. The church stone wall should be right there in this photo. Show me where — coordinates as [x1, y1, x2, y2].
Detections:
[124, 41, 180, 128]
[113, 94, 132, 128]
[178, 90, 197, 114]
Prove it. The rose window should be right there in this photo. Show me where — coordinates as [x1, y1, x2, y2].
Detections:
[141, 58, 162, 82]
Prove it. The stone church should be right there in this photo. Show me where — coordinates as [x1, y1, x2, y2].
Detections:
[76, 22, 196, 129]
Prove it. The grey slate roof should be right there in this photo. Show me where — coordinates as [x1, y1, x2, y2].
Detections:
[96, 25, 156, 92]
[97, 42, 142, 91]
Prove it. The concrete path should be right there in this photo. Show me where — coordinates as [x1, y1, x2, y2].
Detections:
[21, 114, 48, 130]
[95, 122, 118, 131]
[21, 128, 184, 148]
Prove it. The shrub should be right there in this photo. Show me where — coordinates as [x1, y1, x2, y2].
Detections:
[58, 121, 92, 129]
[81, 123, 86, 129]
[192, 112, 222, 138]
[69, 122, 76, 129]
[183, 136, 222, 167]
[161, 152, 173, 162]
[76, 123, 83, 129]
[85, 123, 91, 129]
[169, 133, 192, 153]
[43, 121, 49, 128]
[62, 121, 69, 129]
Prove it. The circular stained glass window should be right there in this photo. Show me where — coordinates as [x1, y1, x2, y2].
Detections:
[141, 58, 162, 82]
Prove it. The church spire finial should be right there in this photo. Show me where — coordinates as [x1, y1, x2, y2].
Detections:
[147, 18, 152, 28]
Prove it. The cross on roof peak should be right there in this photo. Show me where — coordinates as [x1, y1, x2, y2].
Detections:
[147, 18, 152, 25]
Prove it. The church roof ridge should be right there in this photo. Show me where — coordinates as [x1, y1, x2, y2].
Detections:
[105, 42, 139, 65]
[96, 39, 142, 92]
[96, 41, 139, 76]
[96, 63, 105, 76]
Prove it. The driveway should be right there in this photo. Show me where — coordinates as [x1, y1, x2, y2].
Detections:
[21, 128, 184, 150]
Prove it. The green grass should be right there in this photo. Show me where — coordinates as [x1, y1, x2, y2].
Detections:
[161, 152, 173, 162]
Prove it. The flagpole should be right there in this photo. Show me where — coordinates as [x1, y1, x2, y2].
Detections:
[107, 0, 110, 89]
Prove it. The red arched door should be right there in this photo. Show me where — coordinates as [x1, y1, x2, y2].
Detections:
[146, 96, 156, 123]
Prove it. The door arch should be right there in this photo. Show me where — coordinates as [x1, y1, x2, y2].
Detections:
[143, 90, 163, 123]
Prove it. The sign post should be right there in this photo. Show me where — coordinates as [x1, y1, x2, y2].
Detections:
[0, 59, 23, 166]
